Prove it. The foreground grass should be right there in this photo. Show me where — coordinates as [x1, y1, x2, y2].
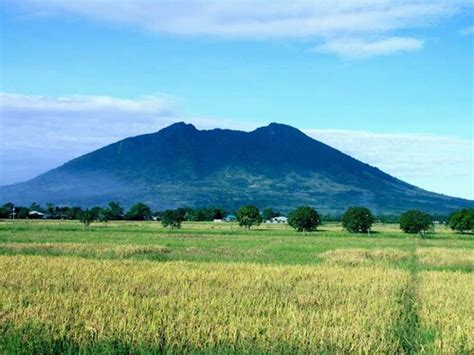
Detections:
[1, 256, 410, 353]
[0, 220, 472, 353]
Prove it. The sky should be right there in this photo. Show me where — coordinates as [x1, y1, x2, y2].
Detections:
[0, 0, 473, 199]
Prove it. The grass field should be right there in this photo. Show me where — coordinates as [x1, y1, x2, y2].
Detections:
[1, 220, 473, 353]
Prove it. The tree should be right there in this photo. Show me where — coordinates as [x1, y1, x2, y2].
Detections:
[126, 203, 151, 220]
[187, 207, 226, 221]
[399, 209, 433, 234]
[236, 205, 262, 230]
[342, 207, 375, 233]
[29, 202, 43, 212]
[46, 203, 55, 214]
[0, 203, 12, 218]
[107, 201, 124, 220]
[160, 209, 185, 229]
[68, 207, 83, 220]
[262, 208, 280, 221]
[288, 206, 320, 233]
[448, 209, 474, 233]
[97, 208, 111, 225]
[79, 209, 96, 227]
[16, 207, 29, 219]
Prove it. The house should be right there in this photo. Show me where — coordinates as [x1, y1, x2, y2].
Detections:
[270, 216, 288, 224]
[28, 211, 45, 219]
[224, 214, 236, 222]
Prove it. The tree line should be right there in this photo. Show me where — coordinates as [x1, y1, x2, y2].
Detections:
[1, 202, 472, 234]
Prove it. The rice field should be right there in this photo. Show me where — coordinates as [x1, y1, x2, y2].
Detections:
[0, 220, 473, 353]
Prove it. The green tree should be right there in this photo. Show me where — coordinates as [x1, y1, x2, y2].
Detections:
[399, 209, 433, 234]
[262, 208, 280, 221]
[160, 209, 185, 229]
[16, 207, 29, 219]
[29, 202, 43, 212]
[78, 209, 96, 227]
[126, 203, 151, 220]
[288, 206, 320, 233]
[97, 208, 111, 224]
[0, 203, 13, 218]
[342, 207, 375, 233]
[107, 201, 124, 220]
[236, 205, 262, 230]
[46, 203, 55, 214]
[448, 209, 474, 233]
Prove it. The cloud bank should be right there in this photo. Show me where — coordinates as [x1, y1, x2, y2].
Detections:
[9, 0, 472, 58]
[306, 129, 473, 199]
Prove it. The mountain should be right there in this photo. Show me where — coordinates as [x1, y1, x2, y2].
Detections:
[1, 122, 472, 214]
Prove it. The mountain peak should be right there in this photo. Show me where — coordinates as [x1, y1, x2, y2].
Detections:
[162, 121, 197, 133]
[255, 122, 304, 136]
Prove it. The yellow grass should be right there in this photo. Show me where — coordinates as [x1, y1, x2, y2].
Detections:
[416, 247, 474, 268]
[418, 271, 474, 353]
[321, 248, 409, 266]
[0, 242, 170, 258]
[0, 255, 409, 353]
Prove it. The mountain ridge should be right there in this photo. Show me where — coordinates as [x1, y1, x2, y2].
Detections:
[1, 122, 472, 214]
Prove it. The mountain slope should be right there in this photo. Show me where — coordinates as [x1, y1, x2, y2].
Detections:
[1, 122, 472, 214]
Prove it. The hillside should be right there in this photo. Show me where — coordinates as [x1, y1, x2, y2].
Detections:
[1, 122, 472, 214]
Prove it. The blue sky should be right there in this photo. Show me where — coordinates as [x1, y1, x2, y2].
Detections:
[0, 0, 473, 199]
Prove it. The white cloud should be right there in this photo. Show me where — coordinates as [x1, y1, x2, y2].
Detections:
[305, 129, 473, 199]
[460, 26, 474, 35]
[9, 0, 472, 57]
[314, 37, 423, 58]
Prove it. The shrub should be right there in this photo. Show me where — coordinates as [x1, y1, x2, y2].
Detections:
[288, 206, 320, 233]
[126, 203, 152, 220]
[161, 209, 185, 229]
[399, 209, 433, 234]
[342, 207, 375, 233]
[448, 209, 474, 233]
[236, 205, 262, 229]
[78, 209, 97, 227]
[262, 208, 280, 221]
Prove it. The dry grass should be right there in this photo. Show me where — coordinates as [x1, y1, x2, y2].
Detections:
[0, 243, 170, 258]
[321, 248, 409, 266]
[418, 271, 474, 353]
[0, 255, 408, 353]
[416, 248, 474, 268]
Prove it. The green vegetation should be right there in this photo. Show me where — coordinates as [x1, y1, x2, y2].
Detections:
[78, 209, 96, 227]
[342, 206, 375, 233]
[0, 220, 472, 353]
[236, 205, 262, 229]
[160, 209, 186, 229]
[399, 209, 433, 234]
[288, 206, 320, 232]
[125, 202, 152, 220]
[448, 208, 474, 233]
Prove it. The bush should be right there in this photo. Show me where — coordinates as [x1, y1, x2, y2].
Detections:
[126, 203, 151, 220]
[78, 209, 97, 227]
[399, 209, 433, 234]
[448, 209, 474, 233]
[262, 208, 280, 221]
[342, 207, 375, 233]
[288, 206, 320, 233]
[236, 205, 262, 229]
[160, 209, 185, 229]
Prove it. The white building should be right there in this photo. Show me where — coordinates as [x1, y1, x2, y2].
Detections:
[269, 216, 288, 224]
